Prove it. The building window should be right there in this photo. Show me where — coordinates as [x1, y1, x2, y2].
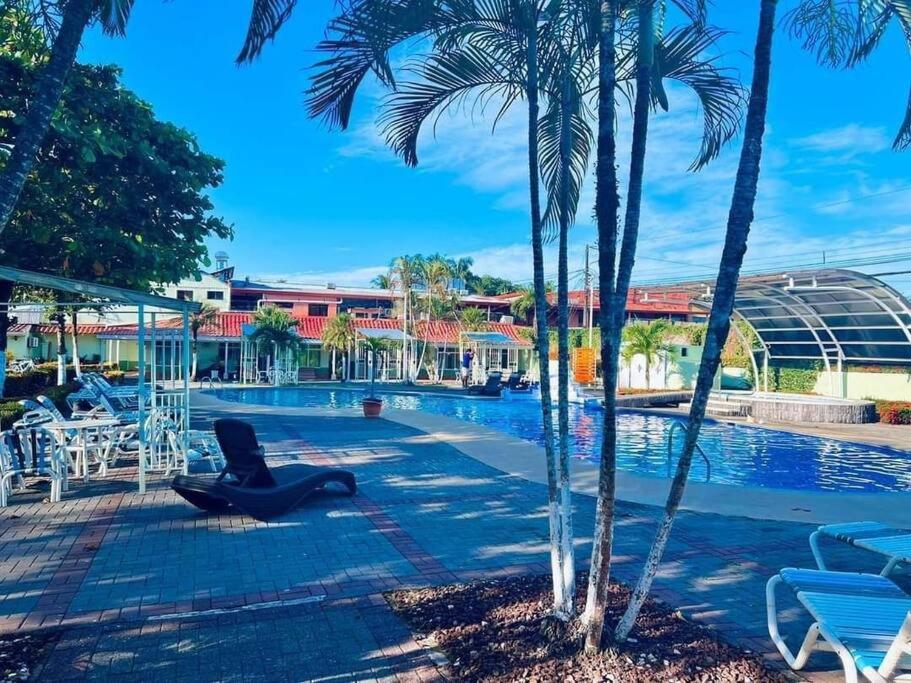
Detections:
[680, 347, 688, 357]
[176, 290, 193, 301]
[309, 304, 329, 317]
[207, 291, 225, 301]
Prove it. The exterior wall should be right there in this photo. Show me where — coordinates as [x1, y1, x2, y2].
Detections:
[618, 343, 700, 390]
[814, 370, 911, 401]
[161, 273, 231, 311]
[9, 332, 105, 363]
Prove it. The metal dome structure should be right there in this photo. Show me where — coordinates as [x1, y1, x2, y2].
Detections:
[639, 268, 911, 394]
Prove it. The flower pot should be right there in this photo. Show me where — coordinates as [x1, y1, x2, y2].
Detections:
[362, 398, 383, 418]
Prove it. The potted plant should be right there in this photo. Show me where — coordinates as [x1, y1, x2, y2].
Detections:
[362, 337, 385, 417]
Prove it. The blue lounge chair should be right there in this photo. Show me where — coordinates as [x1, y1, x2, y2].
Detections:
[767, 568, 911, 682]
[811, 522, 911, 577]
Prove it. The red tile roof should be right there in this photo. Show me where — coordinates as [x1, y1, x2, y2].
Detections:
[547, 288, 695, 314]
[8, 323, 112, 335]
[93, 312, 533, 346]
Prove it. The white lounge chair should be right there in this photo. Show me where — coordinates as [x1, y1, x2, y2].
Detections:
[811, 522, 911, 577]
[767, 567, 911, 682]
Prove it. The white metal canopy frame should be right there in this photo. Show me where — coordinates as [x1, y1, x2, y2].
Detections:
[0, 265, 200, 493]
[640, 268, 911, 392]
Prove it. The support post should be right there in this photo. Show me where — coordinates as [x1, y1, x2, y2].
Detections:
[182, 309, 190, 474]
[137, 304, 146, 494]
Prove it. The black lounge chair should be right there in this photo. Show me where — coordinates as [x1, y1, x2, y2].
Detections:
[503, 372, 530, 391]
[171, 418, 356, 520]
[468, 371, 503, 397]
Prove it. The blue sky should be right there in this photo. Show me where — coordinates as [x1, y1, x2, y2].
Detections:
[80, 3, 911, 295]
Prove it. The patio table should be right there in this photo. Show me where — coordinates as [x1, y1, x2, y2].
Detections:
[46, 418, 123, 483]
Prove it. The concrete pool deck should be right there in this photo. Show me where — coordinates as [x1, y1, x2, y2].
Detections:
[382, 406, 911, 527]
[1, 388, 906, 681]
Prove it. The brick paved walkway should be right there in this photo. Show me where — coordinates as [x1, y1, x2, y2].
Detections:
[0, 399, 899, 681]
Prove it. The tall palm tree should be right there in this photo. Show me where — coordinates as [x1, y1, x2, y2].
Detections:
[613, 0, 911, 643]
[322, 312, 355, 380]
[0, 0, 134, 237]
[390, 255, 423, 382]
[580, 0, 744, 651]
[621, 319, 674, 389]
[189, 304, 220, 381]
[371, 0, 581, 616]
[250, 306, 300, 385]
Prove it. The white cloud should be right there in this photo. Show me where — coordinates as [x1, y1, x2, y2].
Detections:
[318, 82, 911, 294]
[790, 124, 891, 155]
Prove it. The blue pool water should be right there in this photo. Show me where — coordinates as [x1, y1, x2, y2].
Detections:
[212, 387, 911, 493]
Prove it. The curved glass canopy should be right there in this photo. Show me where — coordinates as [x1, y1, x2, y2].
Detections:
[642, 268, 911, 371]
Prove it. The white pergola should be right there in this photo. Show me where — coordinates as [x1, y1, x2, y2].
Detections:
[0, 265, 199, 492]
[642, 268, 911, 396]
[239, 323, 301, 385]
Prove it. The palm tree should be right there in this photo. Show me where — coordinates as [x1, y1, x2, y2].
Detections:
[51, 305, 66, 385]
[390, 255, 423, 382]
[509, 286, 536, 323]
[613, 0, 911, 643]
[189, 304, 220, 381]
[582, 1, 745, 650]
[70, 306, 82, 378]
[249, 306, 300, 385]
[371, 272, 393, 289]
[458, 306, 487, 331]
[0, 0, 134, 237]
[322, 313, 356, 380]
[621, 319, 674, 389]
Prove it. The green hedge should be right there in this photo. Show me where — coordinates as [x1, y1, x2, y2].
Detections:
[764, 361, 821, 394]
[0, 382, 79, 430]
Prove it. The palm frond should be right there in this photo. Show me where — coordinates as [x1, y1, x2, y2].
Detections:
[538, 83, 594, 240]
[783, 0, 855, 67]
[378, 46, 522, 166]
[96, 0, 134, 37]
[895, 81, 911, 150]
[306, 0, 447, 129]
[236, 0, 298, 64]
[654, 25, 745, 169]
[668, 0, 707, 27]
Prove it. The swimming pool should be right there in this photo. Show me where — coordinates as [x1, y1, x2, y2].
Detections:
[211, 387, 911, 494]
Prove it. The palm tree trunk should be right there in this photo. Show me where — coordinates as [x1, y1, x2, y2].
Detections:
[555, 66, 577, 614]
[612, 1, 654, 343]
[0, 0, 94, 236]
[582, 0, 622, 653]
[191, 335, 199, 381]
[527, 25, 574, 619]
[55, 309, 67, 386]
[0, 280, 13, 399]
[331, 347, 337, 380]
[70, 309, 81, 377]
[614, 0, 778, 642]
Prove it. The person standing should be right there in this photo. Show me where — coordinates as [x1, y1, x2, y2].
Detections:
[461, 348, 475, 388]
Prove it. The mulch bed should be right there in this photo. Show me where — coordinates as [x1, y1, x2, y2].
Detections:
[386, 574, 785, 682]
[0, 631, 59, 680]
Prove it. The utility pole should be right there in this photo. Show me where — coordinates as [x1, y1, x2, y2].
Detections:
[583, 244, 596, 348]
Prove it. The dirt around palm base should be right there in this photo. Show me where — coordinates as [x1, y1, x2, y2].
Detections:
[386, 574, 784, 682]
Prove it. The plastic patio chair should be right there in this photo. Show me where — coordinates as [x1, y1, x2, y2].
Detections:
[810, 521, 911, 577]
[0, 427, 67, 507]
[767, 568, 911, 682]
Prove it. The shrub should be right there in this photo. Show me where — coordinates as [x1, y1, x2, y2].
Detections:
[875, 401, 911, 425]
[0, 402, 26, 430]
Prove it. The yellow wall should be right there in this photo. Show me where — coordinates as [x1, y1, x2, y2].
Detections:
[814, 370, 911, 401]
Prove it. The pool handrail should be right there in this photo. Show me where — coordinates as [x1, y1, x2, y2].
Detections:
[666, 419, 712, 483]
